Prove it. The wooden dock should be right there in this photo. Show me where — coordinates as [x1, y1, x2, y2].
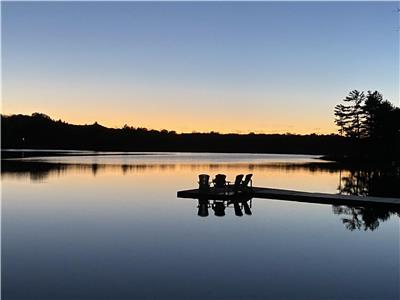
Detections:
[177, 187, 400, 207]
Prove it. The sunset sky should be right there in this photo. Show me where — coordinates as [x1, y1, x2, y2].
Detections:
[2, 1, 399, 134]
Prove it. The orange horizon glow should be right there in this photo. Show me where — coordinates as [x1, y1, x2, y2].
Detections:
[1, 107, 338, 135]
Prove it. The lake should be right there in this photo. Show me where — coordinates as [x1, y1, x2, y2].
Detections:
[2, 152, 399, 300]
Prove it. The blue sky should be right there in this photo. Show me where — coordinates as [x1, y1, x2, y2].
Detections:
[2, 1, 399, 133]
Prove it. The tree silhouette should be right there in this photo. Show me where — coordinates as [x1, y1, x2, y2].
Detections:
[334, 104, 350, 136]
[363, 91, 384, 138]
[1, 113, 348, 155]
[343, 90, 366, 139]
[334, 90, 400, 161]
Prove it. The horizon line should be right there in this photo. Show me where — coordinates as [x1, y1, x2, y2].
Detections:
[1, 112, 339, 136]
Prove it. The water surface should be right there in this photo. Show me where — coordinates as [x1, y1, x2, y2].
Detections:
[2, 153, 399, 300]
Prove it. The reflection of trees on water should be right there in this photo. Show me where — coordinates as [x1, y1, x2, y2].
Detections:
[332, 205, 399, 231]
[338, 168, 400, 198]
[2, 160, 342, 182]
[3, 159, 400, 231]
[335, 167, 400, 231]
[1, 161, 184, 182]
[338, 170, 369, 196]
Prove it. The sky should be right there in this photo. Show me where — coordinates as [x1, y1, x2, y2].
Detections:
[2, 1, 399, 134]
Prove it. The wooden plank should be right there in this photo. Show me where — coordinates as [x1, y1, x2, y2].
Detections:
[177, 187, 400, 207]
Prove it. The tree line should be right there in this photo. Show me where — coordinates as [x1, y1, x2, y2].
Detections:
[2, 113, 347, 155]
[334, 90, 400, 160]
[2, 90, 399, 161]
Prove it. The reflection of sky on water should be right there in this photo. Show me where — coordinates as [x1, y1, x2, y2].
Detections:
[2, 154, 399, 299]
[13, 152, 326, 164]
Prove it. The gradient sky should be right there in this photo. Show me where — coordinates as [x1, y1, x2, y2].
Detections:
[2, 1, 399, 134]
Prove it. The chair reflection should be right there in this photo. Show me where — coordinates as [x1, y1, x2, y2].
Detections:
[196, 198, 253, 217]
[197, 199, 210, 217]
[213, 201, 226, 217]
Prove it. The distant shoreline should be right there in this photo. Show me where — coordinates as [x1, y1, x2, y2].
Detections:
[2, 113, 399, 165]
[1, 113, 347, 156]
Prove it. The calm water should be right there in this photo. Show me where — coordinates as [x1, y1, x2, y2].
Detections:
[2, 153, 399, 300]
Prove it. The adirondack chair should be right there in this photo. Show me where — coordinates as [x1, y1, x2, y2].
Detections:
[228, 174, 244, 194]
[241, 174, 253, 191]
[198, 174, 210, 191]
[213, 174, 227, 188]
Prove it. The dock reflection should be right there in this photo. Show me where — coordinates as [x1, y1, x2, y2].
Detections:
[195, 196, 398, 230]
[197, 198, 253, 217]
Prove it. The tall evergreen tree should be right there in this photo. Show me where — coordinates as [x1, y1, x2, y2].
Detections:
[363, 91, 384, 139]
[334, 104, 349, 136]
[342, 90, 366, 139]
[334, 89, 400, 161]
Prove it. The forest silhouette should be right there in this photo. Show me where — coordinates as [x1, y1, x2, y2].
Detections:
[2, 113, 346, 155]
[334, 90, 400, 160]
[2, 90, 399, 160]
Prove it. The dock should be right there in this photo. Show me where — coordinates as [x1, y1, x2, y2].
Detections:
[177, 187, 400, 207]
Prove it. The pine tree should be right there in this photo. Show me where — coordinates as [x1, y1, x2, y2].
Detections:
[334, 104, 350, 136]
[363, 91, 383, 139]
[343, 90, 366, 139]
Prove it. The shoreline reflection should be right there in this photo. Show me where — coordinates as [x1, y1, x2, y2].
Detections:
[3, 159, 400, 195]
[332, 205, 400, 231]
[338, 169, 400, 198]
[3, 158, 399, 231]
